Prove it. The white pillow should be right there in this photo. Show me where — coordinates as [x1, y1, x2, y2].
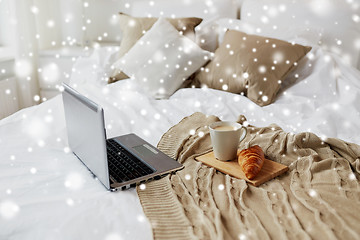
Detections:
[113, 18, 212, 99]
[216, 18, 322, 46]
[129, 0, 239, 52]
[240, 0, 360, 69]
[130, 0, 238, 21]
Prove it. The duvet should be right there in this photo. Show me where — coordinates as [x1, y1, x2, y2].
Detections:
[0, 46, 360, 239]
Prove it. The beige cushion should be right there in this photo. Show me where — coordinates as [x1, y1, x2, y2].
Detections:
[193, 30, 312, 106]
[109, 13, 202, 83]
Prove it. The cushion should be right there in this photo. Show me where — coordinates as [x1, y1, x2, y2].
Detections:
[217, 18, 322, 47]
[113, 18, 212, 99]
[109, 13, 202, 83]
[241, 0, 360, 69]
[193, 30, 311, 106]
[129, 0, 239, 52]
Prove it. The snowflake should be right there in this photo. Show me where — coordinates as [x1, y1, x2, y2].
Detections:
[142, 129, 150, 137]
[353, 14, 360, 23]
[261, 16, 269, 24]
[140, 109, 147, 116]
[30, 167, 37, 174]
[64, 147, 70, 153]
[47, 19, 55, 28]
[14, 59, 32, 78]
[309, 189, 317, 197]
[31, 6, 39, 14]
[349, 173, 356, 180]
[276, 4, 286, 12]
[258, 65, 266, 73]
[238, 234, 247, 240]
[282, 109, 290, 116]
[105, 233, 123, 240]
[154, 113, 161, 120]
[0, 200, 20, 219]
[198, 131, 204, 137]
[66, 198, 74, 206]
[64, 172, 85, 190]
[137, 215, 145, 222]
[33, 95, 40, 102]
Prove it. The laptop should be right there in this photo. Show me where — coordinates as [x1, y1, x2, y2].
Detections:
[62, 83, 183, 191]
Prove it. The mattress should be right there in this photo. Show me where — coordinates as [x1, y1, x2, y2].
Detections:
[1, 45, 360, 239]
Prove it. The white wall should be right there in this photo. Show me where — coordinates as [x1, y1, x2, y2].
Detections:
[0, 0, 14, 48]
[34, 0, 125, 48]
[83, 0, 124, 44]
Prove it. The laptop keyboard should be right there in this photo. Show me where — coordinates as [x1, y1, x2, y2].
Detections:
[106, 139, 155, 183]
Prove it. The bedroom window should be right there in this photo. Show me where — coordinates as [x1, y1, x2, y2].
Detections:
[0, 0, 15, 61]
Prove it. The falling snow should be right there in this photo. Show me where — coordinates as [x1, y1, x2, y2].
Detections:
[30, 167, 37, 174]
[349, 173, 356, 180]
[0, 201, 20, 219]
[0, 1, 360, 239]
[66, 198, 75, 206]
[64, 172, 85, 190]
[137, 215, 145, 222]
[105, 233, 125, 240]
[238, 234, 247, 240]
[309, 189, 317, 197]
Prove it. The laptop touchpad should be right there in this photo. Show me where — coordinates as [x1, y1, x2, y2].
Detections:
[133, 144, 158, 157]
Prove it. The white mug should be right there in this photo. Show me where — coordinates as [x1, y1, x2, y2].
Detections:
[209, 121, 247, 161]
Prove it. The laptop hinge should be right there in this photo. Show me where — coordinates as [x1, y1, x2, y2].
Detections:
[109, 175, 116, 184]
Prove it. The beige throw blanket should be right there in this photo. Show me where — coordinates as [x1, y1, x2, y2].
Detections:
[137, 112, 360, 240]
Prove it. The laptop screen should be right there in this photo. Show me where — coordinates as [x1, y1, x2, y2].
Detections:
[62, 84, 110, 189]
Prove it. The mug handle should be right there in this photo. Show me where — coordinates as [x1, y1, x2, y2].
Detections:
[239, 126, 247, 142]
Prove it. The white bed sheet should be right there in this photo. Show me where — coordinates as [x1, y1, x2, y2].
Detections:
[1, 46, 360, 240]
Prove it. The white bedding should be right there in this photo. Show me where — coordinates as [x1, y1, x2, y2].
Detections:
[1, 45, 360, 239]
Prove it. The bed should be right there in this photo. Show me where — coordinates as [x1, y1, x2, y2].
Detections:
[1, 0, 360, 239]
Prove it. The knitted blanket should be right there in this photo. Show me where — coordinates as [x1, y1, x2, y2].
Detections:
[137, 112, 360, 240]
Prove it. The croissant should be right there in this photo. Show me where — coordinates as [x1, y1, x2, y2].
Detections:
[238, 145, 265, 180]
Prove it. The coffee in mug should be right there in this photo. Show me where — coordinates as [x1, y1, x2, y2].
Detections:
[209, 121, 247, 161]
[213, 125, 237, 131]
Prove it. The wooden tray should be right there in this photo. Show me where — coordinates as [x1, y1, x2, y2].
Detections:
[195, 151, 289, 187]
